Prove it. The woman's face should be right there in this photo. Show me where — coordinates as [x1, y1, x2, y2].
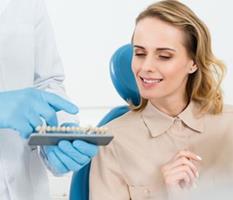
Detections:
[132, 17, 197, 104]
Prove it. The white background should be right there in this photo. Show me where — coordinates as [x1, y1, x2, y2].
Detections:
[45, 0, 233, 109]
[44, 1, 233, 198]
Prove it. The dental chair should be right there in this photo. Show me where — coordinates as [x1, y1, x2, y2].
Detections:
[69, 44, 140, 200]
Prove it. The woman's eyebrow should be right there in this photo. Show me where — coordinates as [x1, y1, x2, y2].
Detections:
[134, 45, 176, 52]
[133, 45, 145, 49]
[156, 48, 176, 52]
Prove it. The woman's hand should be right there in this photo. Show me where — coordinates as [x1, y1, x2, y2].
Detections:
[161, 150, 202, 190]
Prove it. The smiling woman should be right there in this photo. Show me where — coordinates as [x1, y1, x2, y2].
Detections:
[132, 17, 198, 116]
[89, 1, 233, 200]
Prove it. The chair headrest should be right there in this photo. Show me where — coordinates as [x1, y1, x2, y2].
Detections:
[109, 44, 140, 106]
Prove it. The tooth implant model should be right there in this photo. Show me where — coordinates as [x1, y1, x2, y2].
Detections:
[28, 125, 113, 146]
[35, 125, 108, 135]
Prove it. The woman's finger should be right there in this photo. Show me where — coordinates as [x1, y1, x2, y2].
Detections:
[164, 156, 199, 178]
[163, 170, 190, 187]
[173, 150, 202, 162]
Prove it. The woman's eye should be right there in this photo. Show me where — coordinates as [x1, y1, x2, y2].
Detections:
[158, 55, 171, 60]
[134, 53, 146, 57]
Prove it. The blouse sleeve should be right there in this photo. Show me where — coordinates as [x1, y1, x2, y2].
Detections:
[89, 141, 130, 200]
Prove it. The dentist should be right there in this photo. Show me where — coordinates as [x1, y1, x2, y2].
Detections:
[0, 0, 98, 199]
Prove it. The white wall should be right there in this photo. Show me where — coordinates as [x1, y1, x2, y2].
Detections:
[45, 0, 233, 110]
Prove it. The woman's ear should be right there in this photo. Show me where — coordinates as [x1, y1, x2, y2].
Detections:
[188, 62, 198, 74]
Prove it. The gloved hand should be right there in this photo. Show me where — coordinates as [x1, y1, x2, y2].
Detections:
[42, 123, 99, 174]
[0, 88, 78, 138]
[43, 140, 98, 174]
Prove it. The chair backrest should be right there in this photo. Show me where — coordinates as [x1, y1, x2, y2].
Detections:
[69, 44, 139, 200]
[109, 44, 140, 106]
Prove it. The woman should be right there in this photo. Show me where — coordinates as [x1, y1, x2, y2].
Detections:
[90, 0, 232, 199]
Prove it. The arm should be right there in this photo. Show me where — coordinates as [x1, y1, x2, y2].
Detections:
[33, 0, 98, 175]
[33, 0, 66, 96]
[33, 0, 78, 125]
[89, 142, 130, 199]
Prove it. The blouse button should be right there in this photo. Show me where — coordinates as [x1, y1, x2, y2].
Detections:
[174, 117, 183, 131]
[174, 117, 181, 124]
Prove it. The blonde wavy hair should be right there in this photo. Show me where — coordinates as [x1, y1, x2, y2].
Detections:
[130, 0, 226, 115]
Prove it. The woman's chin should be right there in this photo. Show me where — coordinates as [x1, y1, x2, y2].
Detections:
[141, 93, 161, 101]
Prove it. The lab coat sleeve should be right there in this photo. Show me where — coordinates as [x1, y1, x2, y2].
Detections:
[32, 0, 79, 174]
[33, 0, 78, 124]
[89, 142, 130, 200]
[33, 0, 65, 95]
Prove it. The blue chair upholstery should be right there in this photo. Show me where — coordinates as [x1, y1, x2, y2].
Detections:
[69, 44, 140, 200]
[109, 44, 140, 106]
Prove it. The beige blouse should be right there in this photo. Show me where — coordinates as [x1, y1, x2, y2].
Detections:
[90, 101, 233, 200]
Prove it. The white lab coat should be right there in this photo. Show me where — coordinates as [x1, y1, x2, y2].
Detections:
[0, 0, 73, 199]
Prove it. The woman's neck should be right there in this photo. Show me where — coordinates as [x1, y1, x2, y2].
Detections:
[150, 97, 188, 117]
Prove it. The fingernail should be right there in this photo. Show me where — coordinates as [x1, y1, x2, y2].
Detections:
[196, 155, 202, 160]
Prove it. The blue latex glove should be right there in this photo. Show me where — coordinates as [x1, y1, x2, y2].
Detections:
[42, 123, 99, 174]
[43, 140, 98, 174]
[0, 88, 78, 138]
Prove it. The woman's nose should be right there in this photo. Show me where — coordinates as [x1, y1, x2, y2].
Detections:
[141, 55, 157, 72]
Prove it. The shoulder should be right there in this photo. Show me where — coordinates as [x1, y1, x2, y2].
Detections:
[103, 110, 143, 139]
[101, 110, 146, 157]
[218, 104, 233, 122]
[222, 104, 233, 114]
[12, 0, 42, 7]
[9, 0, 45, 18]
[205, 104, 233, 125]
[104, 110, 141, 130]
